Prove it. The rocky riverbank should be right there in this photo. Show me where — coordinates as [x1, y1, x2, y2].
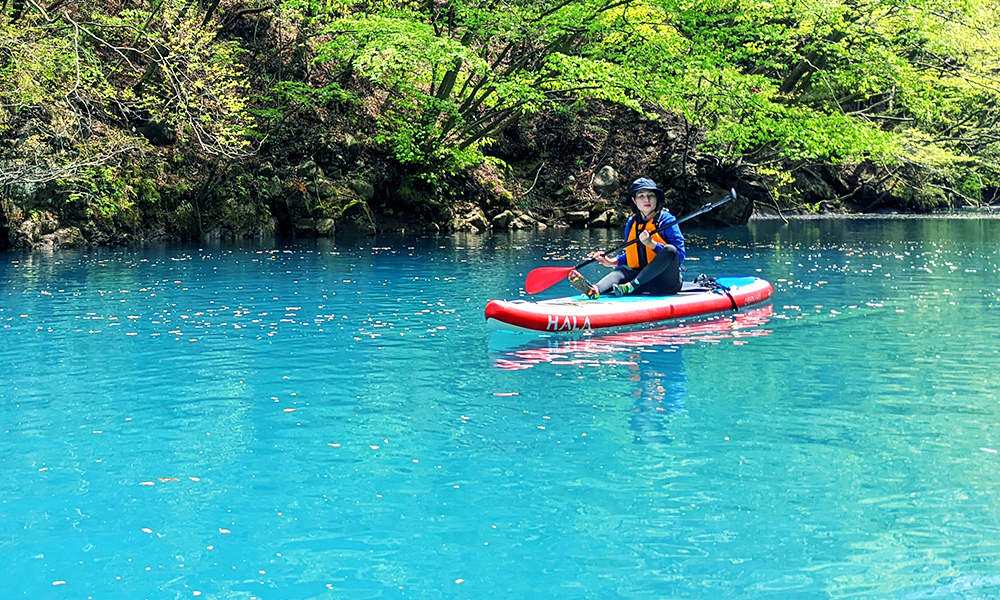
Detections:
[0, 101, 964, 252]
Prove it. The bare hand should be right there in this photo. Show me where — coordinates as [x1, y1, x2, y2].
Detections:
[591, 251, 617, 268]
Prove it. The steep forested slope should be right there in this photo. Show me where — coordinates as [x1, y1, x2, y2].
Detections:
[2, 0, 999, 248]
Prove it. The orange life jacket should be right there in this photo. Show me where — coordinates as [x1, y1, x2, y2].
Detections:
[624, 216, 667, 269]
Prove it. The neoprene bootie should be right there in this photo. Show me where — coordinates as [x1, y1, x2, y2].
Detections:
[568, 270, 600, 299]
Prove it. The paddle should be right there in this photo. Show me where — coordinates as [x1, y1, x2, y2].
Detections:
[524, 188, 737, 294]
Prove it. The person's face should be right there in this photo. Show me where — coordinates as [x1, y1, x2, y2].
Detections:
[632, 190, 658, 217]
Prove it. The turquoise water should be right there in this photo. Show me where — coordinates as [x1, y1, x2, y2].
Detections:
[2, 217, 1000, 599]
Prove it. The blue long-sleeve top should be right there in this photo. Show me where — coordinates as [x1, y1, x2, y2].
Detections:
[614, 210, 686, 267]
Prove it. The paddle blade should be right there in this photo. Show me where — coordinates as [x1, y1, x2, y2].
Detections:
[524, 266, 575, 294]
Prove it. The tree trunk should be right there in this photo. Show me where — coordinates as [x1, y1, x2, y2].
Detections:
[435, 31, 474, 101]
[779, 30, 845, 95]
[10, 0, 25, 23]
[202, 0, 222, 27]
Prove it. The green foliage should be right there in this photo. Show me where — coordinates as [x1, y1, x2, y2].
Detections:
[0, 2, 257, 191]
[757, 165, 795, 205]
[297, 0, 1000, 206]
[269, 81, 358, 114]
[0, 1, 267, 232]
[92, 2, 255, 158]
[636, 0, 1000, 202]
[64, 163, 164, 227]
[3, 0, 1000, 237]
[310, 0, 653, 173]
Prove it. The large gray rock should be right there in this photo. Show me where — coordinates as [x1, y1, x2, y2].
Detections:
[297, 160, 319, 179]
[313, 179, 337, 199]
[452, 206, 490, 232]
[348, 179, 374, 201]
[493, 209, 541, 230]
[592, 165, 621, 198]
[491, 210, 515, 228]
[316, 219, 336, 236]
[16, 211, 58, 246]
[36, 227, 86, 249]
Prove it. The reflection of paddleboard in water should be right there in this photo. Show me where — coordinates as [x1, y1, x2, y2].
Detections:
[489, 304, 773, 445]
[489, 304, 773, 371]
[485, 277, 773, 332]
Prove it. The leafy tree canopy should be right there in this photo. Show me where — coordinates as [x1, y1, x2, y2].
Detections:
[2, 0, 999, 224]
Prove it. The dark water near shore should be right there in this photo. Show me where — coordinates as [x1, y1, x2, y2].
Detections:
[2, 217, 1000, 599]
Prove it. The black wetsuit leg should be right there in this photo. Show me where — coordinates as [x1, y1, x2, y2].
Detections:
[594, 245, 682, 296]
[594, 266, 634, 295]
[636, 244, 682, 295]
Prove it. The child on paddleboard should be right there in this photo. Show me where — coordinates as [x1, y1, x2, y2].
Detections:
[569, 177, 685, 299]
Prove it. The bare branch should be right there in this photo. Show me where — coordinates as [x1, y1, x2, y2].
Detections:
[0, 143, 142, 187]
